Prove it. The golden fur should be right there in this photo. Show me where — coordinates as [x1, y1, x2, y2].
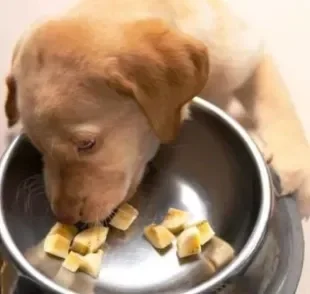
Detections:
[4, 0, 310, 223]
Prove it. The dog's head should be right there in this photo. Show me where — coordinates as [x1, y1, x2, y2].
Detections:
[5, 18, 209, 224]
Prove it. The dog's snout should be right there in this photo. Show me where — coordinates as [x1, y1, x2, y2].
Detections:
[51, 196, 81, 225]
[54, 213, 78, 225]
[44, 158, 135, 223]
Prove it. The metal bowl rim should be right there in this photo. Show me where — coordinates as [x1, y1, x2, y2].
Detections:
[0, 96, 272, 294]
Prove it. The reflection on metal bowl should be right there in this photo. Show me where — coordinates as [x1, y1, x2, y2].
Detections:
[0, 97, 272, 294]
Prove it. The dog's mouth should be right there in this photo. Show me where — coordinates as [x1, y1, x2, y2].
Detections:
[44, 157, 156, 225]
[47, 182, 138, 225]
[49, 194, 124, 225]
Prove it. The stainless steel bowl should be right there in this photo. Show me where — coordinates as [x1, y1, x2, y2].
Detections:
[0, 97, 272, 294]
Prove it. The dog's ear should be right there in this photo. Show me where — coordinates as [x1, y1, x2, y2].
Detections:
[101, 20, 209, 143]
[5, 74, 19, 128]
[4, 36, 23, 128]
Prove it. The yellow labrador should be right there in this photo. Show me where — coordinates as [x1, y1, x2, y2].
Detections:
[4, 0, 310, 223]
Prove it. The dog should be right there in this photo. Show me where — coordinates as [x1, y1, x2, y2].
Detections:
[4, 0, 310, 224]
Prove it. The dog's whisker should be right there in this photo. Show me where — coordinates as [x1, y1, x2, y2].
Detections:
[27, 185, 45, 195]
[95, 218, 101, 227]
[23, 179, 44, 193]
[14, 181, 25, 207]
[24, 175, 44, 184]
[115, 208, 136, 216]
[15, 174, 47, 216]
[50, 138, 56, 159]
[23, 192, 32, 214]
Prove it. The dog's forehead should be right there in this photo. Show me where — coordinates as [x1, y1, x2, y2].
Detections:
[20, 20, 92, 60]
[15, 20, 126, 116]
[17, 17, 123, 70]
[18, 73, 132, 132]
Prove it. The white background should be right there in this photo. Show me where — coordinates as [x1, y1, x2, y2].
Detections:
[0, 1, 309, 292]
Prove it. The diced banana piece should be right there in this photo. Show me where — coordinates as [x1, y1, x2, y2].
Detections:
[161, 208, 189, 233]
[62, 251, 83, 273]
[144, 224, 175, 249]
[44, 234, 70, 259]
[48, 222, 77, 241]
[204, 236, 235, 269]
[71, 242, 88, 255]
[186, 220, 215, 245]
[109, 203, 139, 231]
[177, 226, 201, 258]
[80, 249, 104, 278]
[201, 256, 217, 277]
[71, 226, 109, 255]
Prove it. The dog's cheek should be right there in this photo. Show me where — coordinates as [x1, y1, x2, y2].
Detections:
[79, 169, 130, 222]
[42, 157, 62, 202]
[126, 164, 147, 201]
[43, 167, 51, 201]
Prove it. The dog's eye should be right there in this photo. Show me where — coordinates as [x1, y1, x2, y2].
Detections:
[77, 139, 96, 152]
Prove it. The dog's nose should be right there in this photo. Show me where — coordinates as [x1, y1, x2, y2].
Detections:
[51, 200, 80, 225]
[55, 214, 78, 225]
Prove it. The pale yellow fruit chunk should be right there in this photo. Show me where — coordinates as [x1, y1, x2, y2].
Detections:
[71, 226, 109, 255]
[48, 222, 77, 241]
[80, 249, 104, 278]
[62, 251, 83, 273]
[44, 234, 70, 259]
[204, 236, 235, 269]
[144, 224, 175, 249]
[109, 203, 139, 231]
[185, 220, 215, 245]
[161, 208, 189, 233]
[197, 221, 215, 245]
[71, 242, 88, 255]
[177, 226, 201, 258]
[202, 256, 217, 276]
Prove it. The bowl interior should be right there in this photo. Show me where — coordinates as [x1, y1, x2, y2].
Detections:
[0, 101, 262, 294]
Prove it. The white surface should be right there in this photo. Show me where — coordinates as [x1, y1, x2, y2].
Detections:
[0, 0, 309, 293]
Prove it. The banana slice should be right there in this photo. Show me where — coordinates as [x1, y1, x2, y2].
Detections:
[44, 234, 70, 259]
[62, 251, 83, 273]
[71, 226, 109, 255]
[62, 249, 105, 278]
[185, 220, 215, 245]
[161, 208, 189, 233]
[177, 226, 201, 258]
[109, 203, 139, 231]
[201, 256, 217, 277]
[80, 249, 104, 278]
[204, 236, 235, 269]
[48, 222, 78, 241]
[144, 224, 175, 249]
